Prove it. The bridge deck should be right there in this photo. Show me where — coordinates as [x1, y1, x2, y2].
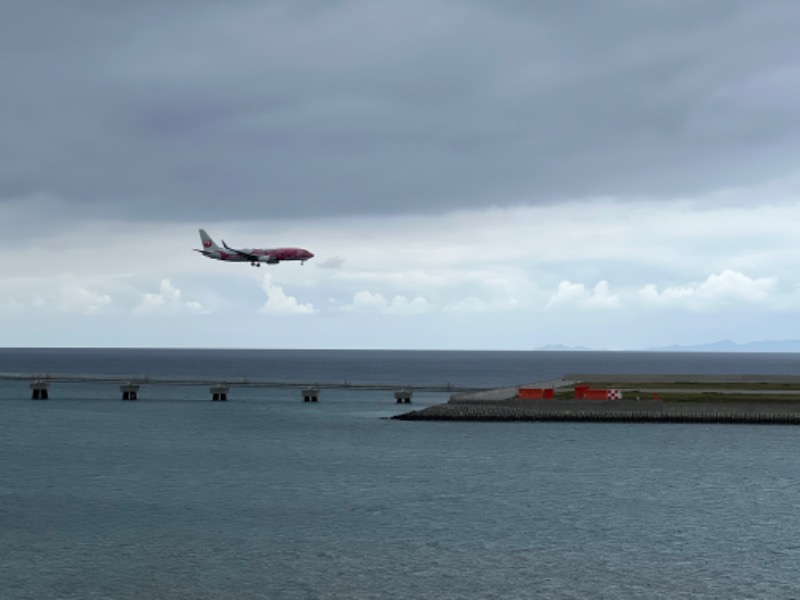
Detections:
[0, 372, 483, 393]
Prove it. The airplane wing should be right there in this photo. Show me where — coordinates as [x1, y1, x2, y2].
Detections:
[222, 240, 259, 262]
[222, 240, 279, 263]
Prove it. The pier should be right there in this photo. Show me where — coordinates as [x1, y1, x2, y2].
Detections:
[2, 372, 477, 403]
[0, 372, 477, 394]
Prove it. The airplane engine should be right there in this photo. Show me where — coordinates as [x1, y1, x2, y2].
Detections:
[258, 256, 280, 264]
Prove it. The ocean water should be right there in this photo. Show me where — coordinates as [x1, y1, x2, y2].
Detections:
[2, 349, 800, 599]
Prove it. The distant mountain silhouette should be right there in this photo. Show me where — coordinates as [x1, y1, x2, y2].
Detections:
[533, 340, 800, 352]
[648, 340, 800, 352]
[535, 344, 595, 351]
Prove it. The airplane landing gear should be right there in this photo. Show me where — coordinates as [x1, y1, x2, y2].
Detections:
[250, 262, 261, 267]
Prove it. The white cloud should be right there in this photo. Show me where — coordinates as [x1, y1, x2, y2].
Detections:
[349, 290, 386, 311]
[543, 270, 784, 314]
[385, 295, 431, 315]
[258, 274, 315, 315]
[58, 284, 113, 315]
[587, 281, 620, 309]
[0, 275, 114, 316]
[342, 290, 431, 315]
[637, 269, 777, 311]
[134, 279, 205, 315]
[546, 282, 586, 308]
[546, 280, 619, 310]
[443, 297, 490, 314]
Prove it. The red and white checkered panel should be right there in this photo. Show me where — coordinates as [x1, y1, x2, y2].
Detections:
[607, 389, 622, 400]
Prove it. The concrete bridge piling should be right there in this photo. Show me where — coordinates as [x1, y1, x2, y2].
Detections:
[394, 389, 413, 404]
[302, 387, 319, 402]
[120, 384, 140, 401]
[30, 381, 49, 400]
[210, 385, 229, 401]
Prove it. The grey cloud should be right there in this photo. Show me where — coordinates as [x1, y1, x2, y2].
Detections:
[2, 0, 800, 222]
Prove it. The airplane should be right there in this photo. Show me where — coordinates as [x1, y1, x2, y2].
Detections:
[194, 229, 314, 267]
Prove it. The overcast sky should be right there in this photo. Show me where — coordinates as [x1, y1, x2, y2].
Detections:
[2, 0, 800, 349]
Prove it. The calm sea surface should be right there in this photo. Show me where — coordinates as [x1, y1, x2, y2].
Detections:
[2, 349, 800, 599]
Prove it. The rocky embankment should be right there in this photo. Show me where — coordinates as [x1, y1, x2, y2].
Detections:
[393, 398, 800, 424]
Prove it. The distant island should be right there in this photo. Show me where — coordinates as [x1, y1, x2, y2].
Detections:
[534, 344, 594, 352]
[648, 340, 800, 353]
[534, 340, 800, 352]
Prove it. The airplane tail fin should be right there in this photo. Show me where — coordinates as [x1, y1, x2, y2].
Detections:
[198, 228, 221, 251]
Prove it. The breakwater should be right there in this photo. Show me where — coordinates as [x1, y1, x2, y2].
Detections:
[392, 374, 800, 425]
[393, 401, 800, 425]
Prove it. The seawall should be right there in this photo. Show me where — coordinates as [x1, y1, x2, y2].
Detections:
[394, 374, 800, 424]
[392, 401, 800, 424]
